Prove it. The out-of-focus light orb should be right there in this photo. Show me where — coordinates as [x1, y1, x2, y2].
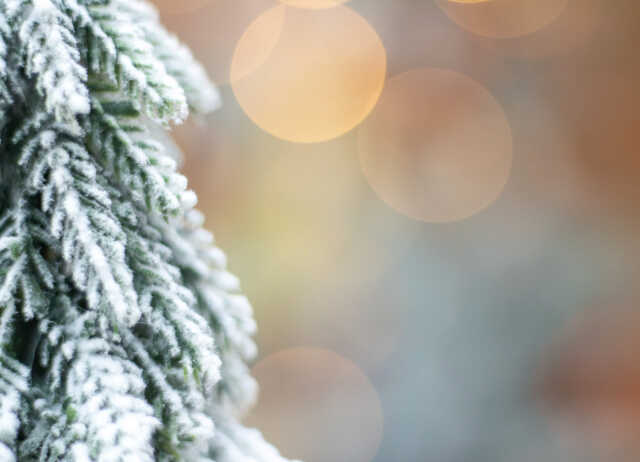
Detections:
[279, 0, 349, 9]
[357, 68, 512, 223]
[437, 0, 569, 38]
[231, 6, 387, 143]
[246, 347, 383, 462]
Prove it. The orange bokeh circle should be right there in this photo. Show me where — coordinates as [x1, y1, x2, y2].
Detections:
[246, 347, 383, 462]
[358, 68, 513, 223]
[231, 6, 387, 143]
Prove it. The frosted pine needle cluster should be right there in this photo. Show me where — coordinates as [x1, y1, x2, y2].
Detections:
[0, 1, 293, 461]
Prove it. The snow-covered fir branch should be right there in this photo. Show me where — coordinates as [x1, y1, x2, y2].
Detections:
[0, 0, 294, 461]
[86, 97, 193, 217]
[67, 0, 188, 125]
[17, 0, 90, 126]
[11, 111, 140, 327]
[110, 0, 220, 114]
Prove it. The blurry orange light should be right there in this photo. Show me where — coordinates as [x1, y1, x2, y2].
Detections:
[358, 68, 512, 223]
[231, 6, 387, 143]
[247, 347, 383, 462]
[437, 0, 569, 38]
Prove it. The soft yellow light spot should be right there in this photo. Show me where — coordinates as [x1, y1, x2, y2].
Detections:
[247, 347, 383, 462]
[231, 6, 387, 143]
[358, 68, 512, 223]
[437, 0, 568, 38]
[279, 0, 349, 9]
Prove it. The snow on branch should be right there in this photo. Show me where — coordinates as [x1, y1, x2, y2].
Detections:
[86, 97, 194, 218]
[0, 305, 29, 462]
[117, 200, 222, 394]
[0, 352, 28, 462]
[66, 0, 188, 125]
[0, 1, 297, 461]
[11, 113, 140, 327]
[23, 309, 159, 462]
[0, 200, 55, 322]
[114, 0, 220, 114]
[0, 12, 11, 108]
[161, 209, 258, 411]
[17, 0, 90, 126]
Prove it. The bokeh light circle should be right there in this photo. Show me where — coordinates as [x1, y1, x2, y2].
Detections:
[246, 347, 383, 462]
[437, 0, 569, 38]
[279, 0, 349, 9]
[358, 68, 512, 223]
[231, 6, 387, 143]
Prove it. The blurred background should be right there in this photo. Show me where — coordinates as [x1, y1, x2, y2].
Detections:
[151, 1, 640, 461]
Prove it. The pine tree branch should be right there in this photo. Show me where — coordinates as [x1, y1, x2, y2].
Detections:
[14, 0, 90, 127]
[0, 13, 12, 116]
[0, 200, 55, 323]
[117, 199, 221, 393]
[11, 113, 140, 327]
[0, 350, 28, 462]
[22, 309, 159, 462]
[86, 97, 194, 218]
[63, 0, 188, 125]
[0, 248, 30, 462]
[113, 0, 220, 114]
[161, 210, 258, 411]
[0, 2, 296, 461]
